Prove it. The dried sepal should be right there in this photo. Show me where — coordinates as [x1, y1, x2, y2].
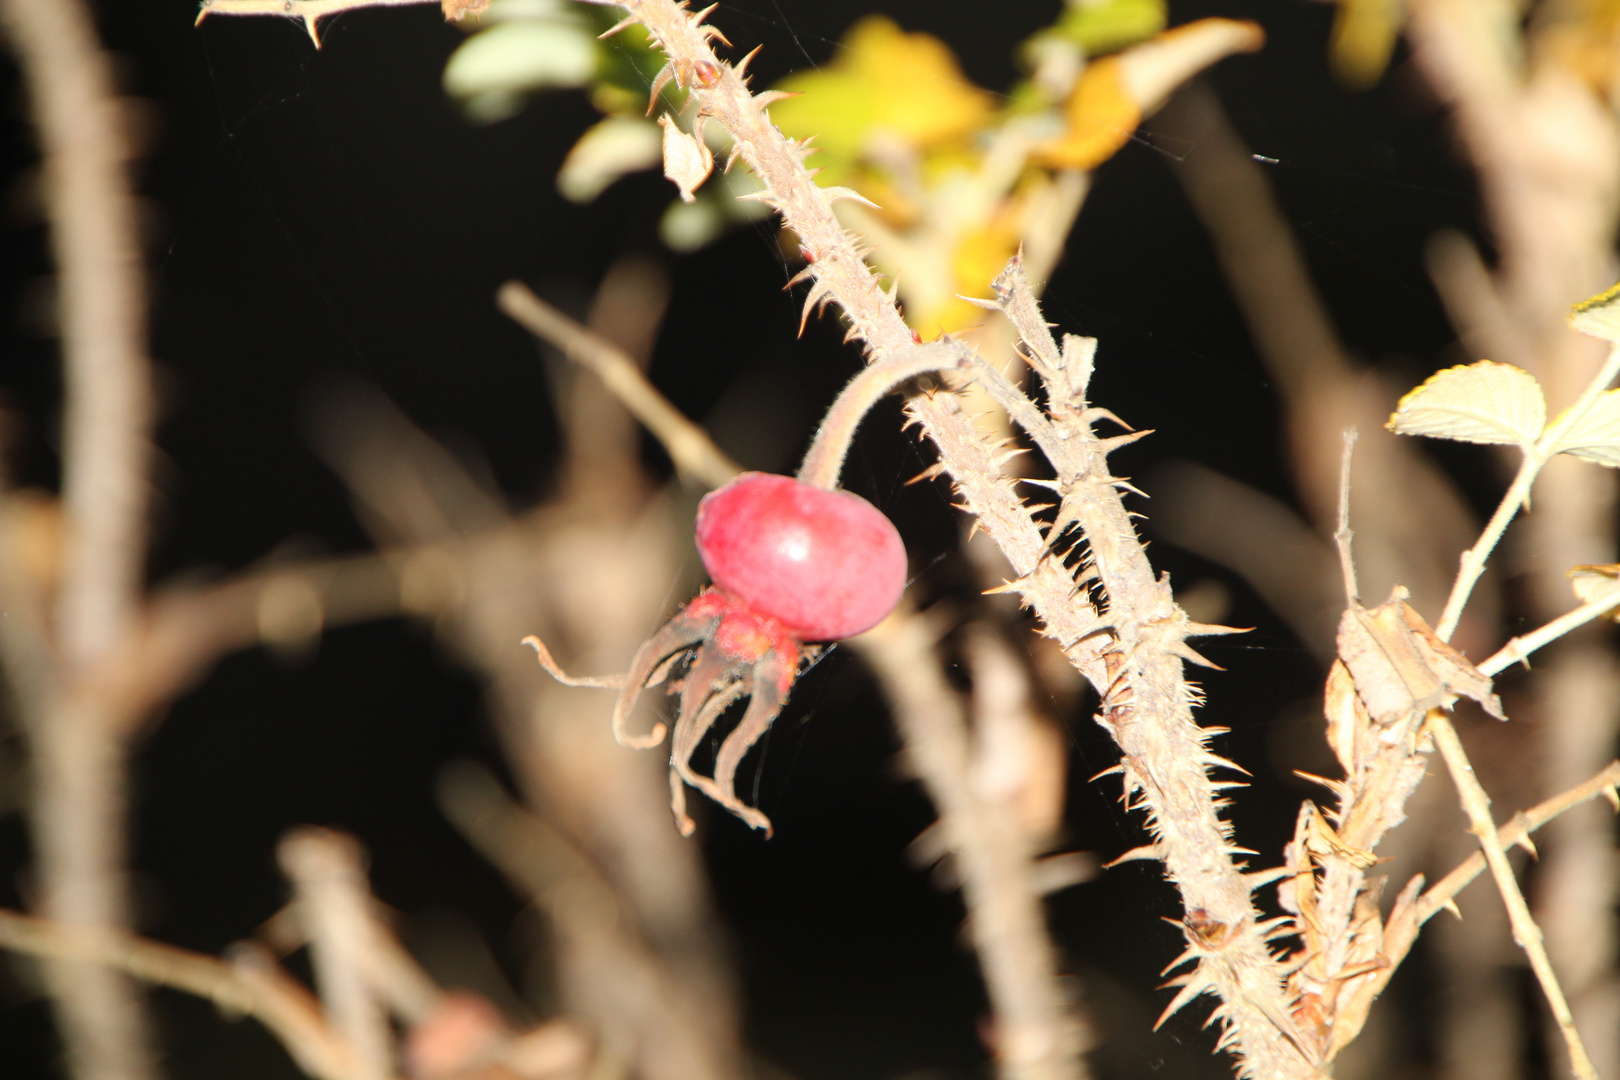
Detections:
[658, 113, 715, 202]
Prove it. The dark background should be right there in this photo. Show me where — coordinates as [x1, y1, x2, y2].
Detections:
[0, 2, 1482, 1078]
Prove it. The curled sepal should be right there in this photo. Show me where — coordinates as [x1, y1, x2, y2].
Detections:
[1386, 360, 1546, 452]
[706, 649, 792, 833]
[611, 604, 722, 749]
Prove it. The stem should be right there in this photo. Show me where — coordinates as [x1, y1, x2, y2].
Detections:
[1436, 343, 1620, 642]
[0, 0, 156, 1075]
[1479, 580, 1620, 676]
[1428, 713, 1599, 1080]
[196, 0, 438, 47]
[855, 608, 1081, 1080]
[797, 342, 964, 489]
[1416, 760, 1620, 925]
[1334, 429, 1360, 604]
[0, 911, 377, 1080]
[498, 281, 742, 490]
[1434, 451, 1539, 642]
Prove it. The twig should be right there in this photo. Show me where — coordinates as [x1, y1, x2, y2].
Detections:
[1427, 712, 1598, 1080]
[1479, 580, 1620, 677]
[436, 764, 732, 1080]
[855, 607, 1083, 1080]
[0, 909, 383, 1080]
[0, 0, 156, 1074]
[279, 829, 395, 1080]
[498, 281, 742, 490]
[196, 0, 440, 47]
[1335, 429, 1359, 604]
[1416, 760, 1620, 924]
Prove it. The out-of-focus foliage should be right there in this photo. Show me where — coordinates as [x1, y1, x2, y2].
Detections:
[441, 0, 1257, 333]
[1328, 0, 1403, 89]
[767, 16, 994, 172]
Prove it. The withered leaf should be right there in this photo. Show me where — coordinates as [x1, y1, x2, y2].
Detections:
[659, 113, 714, 203]
[1336, 587, 1505, 727]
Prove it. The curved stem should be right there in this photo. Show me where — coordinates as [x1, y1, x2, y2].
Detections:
[1479, 580, 1620, 676]
[796, 342, 964, 489]
[1436, 343, 1620, 642]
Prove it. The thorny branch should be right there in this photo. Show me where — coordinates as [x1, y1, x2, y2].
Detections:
[591, 4, 1313, 1078]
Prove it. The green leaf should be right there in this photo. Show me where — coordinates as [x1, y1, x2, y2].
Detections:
[557, 116, 662, 203]
[1053, 0, 1167, 57]
[768, 17, 993, 164]
[1386, 360, 1546, 450]
[1549, 389, 1620, 467]
[443, 16, 597, 117]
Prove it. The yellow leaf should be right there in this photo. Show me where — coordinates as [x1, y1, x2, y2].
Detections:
[1032, 56, 1141, 170]
[768, 17, 994, 163]
[1329, 0, 1404, 89]
[1033, 18, 1263, 171]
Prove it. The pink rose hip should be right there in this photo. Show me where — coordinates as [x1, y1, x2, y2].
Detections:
[695, 472, 907, 641]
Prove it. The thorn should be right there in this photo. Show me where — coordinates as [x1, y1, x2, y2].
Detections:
[304, 14, 322, 46]
[1185, 622, 1251, 638]
[1199, 752, 1251, 777]
[1604, 784, 1619, 812]
[783, 266, 815, 290]
[1154, 974, 1215, 1030]
[1104, 844, 1163, 868]
[798, 280, 833, 335]
[1174, 642, 1223, 670]
[1114, 479, 1149, 499]
[981, 579, 1027, 596]
[599, 13, 641, 38]
[1442, 897, 1463, 920]
[1090, 764, 1125, 782]
[1083, 407, 1134, 431]
[905, 462, 947, 486]
[646, 65, 675, 115]
[753, 89, 798, 110]
[1096, 430, 1152, 456]
[821, 185, 880, 209]
[732, 44, 763, 80]
[1244, 865, 1292, 889]
[1293, 771, 1344, 794]
[701, 24, 732, 48]
[956, 294, 1002, 311]
[1159, 945, 1200, 976]
[1515, 833, 1539, 859]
